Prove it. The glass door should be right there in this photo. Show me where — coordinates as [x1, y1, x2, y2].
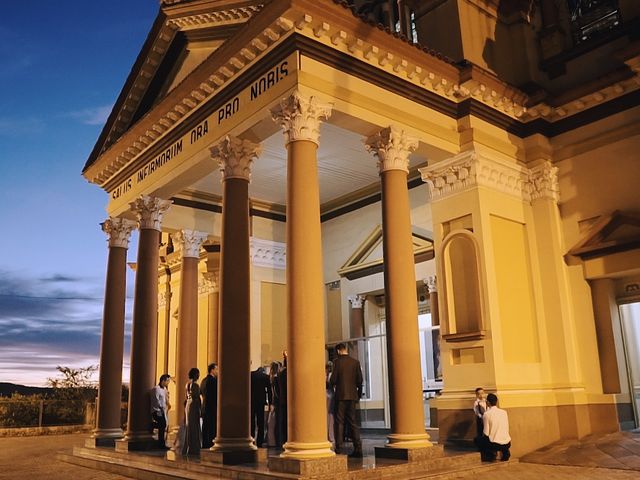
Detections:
[619, 301, 640, 428]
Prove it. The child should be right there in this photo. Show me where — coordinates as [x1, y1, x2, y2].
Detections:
[473, 387, 486, 441]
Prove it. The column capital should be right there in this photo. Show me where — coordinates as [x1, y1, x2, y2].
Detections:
[101, 217, 137, 249]
[210, 135, 262, 182]
[528, 160, 559, 202]
[423, 275, 437, 294]
[365, 126, 418, 174]
[271, 90, 332, 146]
[173, 229, 208, 258]
[129, 196, 172, 231]
[199, 271, 219, 295]
[347, 294, 366, 309]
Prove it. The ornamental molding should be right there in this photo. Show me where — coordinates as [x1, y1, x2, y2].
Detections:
[101, 217, 137, 249]
[419, 151, 530, 202]
[364, 126, 418, 174]
[420, 151, 560, 204]
[129, 196, 172, 231]
[250, 237, 286, 270]
[210, 135, 262, 182]
[158, 291, 172, 308]
[199, 271, 219, 295]
[528, 161, 559, 202]
[173, 229, 209, 258]
[271, 90, 332, 145]
[423, 276, 437, 294]
[347, 294, 366, 309]
[166, 5, 263, 30]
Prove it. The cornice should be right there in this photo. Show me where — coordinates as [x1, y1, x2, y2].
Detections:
[250, 237, 286, 270]
[166, 5, 263, 30]
[85, 0, 640, 195]
[419, 151, 559, 203]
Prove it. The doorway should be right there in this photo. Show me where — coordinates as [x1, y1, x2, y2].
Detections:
[619, 301, 640, 428]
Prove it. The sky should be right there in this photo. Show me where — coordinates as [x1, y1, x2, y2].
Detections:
[0, 1, 159, 386]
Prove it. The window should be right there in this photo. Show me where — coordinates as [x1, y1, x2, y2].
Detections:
[567, 0, 621, 44]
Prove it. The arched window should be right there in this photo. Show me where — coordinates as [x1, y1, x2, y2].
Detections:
[441, 230, 485, 341]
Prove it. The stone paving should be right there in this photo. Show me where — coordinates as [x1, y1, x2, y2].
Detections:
[5, 432, 640, 479]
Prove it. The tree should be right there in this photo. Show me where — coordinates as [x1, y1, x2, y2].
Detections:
[46, 365, 98, 425]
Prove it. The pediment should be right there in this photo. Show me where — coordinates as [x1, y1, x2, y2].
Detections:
[567, 211, 640, 259]
[84, 1, 262, 172]
[338, 225, 434, 280]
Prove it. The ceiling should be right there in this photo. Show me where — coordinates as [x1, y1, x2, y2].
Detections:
[189, 122, 425, 207]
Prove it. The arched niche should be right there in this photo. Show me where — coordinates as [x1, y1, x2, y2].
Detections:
[440, 229, 485, 342]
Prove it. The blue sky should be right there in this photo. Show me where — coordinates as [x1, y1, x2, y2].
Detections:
[0, 1, 158, 385]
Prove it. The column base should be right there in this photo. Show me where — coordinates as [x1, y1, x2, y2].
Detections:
[115, 433, 156, 452]
[200, 449, 257, 466]
[280, 440, 335, 459]
[200, 436, 257, 465]
[375, 444, 444, 463]
[86, 428, 124, 448]
[269, 454, 347, 476]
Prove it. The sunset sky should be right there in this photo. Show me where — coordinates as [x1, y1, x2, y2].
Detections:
[0, 1, 159, 385]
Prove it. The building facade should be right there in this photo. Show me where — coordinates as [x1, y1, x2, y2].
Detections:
[85, 0, 640, 462]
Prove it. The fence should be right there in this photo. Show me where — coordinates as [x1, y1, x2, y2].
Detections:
[0, 398, 95, 428]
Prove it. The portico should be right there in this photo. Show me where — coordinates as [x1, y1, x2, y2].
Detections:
[82, 0, 640, 477]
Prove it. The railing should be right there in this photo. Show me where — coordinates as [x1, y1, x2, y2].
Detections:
[0, 398, 95, 428]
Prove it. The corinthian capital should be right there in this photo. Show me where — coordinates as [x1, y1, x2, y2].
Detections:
[129, 195, 172, 231]
[348, 294, 366, 309]
[173, 229, 208, 258]
[210, 135, 262, 182]
[365, 126, 418, 174]
[271, 90, 332, 145]
[528, 161, 559, 202]
[101, 217, 137, 249]
[423, 275, 437, 294]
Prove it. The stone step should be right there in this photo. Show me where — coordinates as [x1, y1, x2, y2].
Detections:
[60, 445, 506, 480]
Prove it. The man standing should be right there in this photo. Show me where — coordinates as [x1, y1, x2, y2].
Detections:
[480, 393, 511, 461]
[200, 363, 218, 448]
[251, 365, 271, 447]
[150, 374, 171, 450]
[330, 343, 363, 457]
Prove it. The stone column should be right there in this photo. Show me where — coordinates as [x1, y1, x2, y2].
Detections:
[173, 230, 208, 425]
[366, 126, 434, 459]
[203, 271, 219, 365]
[201, 135, 260, 465]
[424, 276, 439, 327]
[268, 91, 346, 475]
[347, 295, 366, 339]
[116, 196, 171, 451]
[88, 217, 136, 448]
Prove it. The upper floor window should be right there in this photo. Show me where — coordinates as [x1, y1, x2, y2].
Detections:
[568, 0, 621, 44]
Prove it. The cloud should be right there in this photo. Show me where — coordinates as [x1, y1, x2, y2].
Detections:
[65, 105, 113, 126]
[0, 270, 132, 386]
[0, 117, 45, 137]
[39, 274, 83, 283]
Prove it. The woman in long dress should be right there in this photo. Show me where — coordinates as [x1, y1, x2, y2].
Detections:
[184, 367, 202, 455]
[266, 362, 279, 447]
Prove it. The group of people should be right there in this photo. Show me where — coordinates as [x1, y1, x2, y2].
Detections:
[151, 358, 510, 462]
[149, 363, 218, 455]
[149, 344, 365, 458]
[473, 387, 511, 462]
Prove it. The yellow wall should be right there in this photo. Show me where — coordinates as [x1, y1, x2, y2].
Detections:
[260, 281, 287, 365]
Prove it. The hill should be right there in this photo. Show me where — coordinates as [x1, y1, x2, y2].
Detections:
[0, 383, 53, 397]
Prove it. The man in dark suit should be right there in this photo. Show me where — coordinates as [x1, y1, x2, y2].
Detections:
[330, 343, 363, 457]
[200, 363, 218, 448]
[251, 365, 272, 447]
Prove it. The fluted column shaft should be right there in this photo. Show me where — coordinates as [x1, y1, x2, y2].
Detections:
[121, 196, 171, 447]
[366, 127, 431, 449]
[272, 91, 334, 459]
[174, 230, 208, 425]
[93, 218, 136, 444]
[210, 136, 261, 453]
